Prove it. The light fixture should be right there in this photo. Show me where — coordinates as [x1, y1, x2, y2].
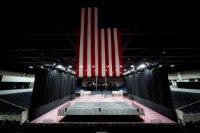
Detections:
[123, 66, 136, 75]
[159, 65, 163, 68]
[137, 64, 146, 70]
[123, 70, 132, 75]
[71, 70, 76, 75]
[40, 66, 44, 69]
[170, 64, 175, 67]
[28, 66, 33, 69]
[56, 65, 66, 71]
[68, 65, 72, 68]
[52, 63, 56, 66]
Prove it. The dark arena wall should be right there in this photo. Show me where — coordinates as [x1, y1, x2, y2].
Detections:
[29, 69, 76, 120]
[125, 67, 177, 121]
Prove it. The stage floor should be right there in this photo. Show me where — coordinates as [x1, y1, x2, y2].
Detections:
[31, 94, 175, 123]
[65, 102, 138, 115]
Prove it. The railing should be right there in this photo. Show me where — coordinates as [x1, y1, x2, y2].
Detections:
[65, 108, 139, 115]
[57, 102, 71, 116]
[131, 102, 145, 116]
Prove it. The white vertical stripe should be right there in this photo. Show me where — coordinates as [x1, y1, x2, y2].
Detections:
[87, 8, 91, 77]
[79, 8, 85, 77]
[107, 28, 113, 77]
[94, 7, 98, 77]
[114, 28, 120, 76]
[101, 29, 106, 77]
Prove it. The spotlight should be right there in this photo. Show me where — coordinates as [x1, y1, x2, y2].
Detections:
[130, 65, 134, 68]
[40, 66, 44, 69]
[68, 65, 72, 68]
[137, 64, 146, 70]
[28, 66, 33, 69]
[71, 71, 76, 75]
[52, 63, 56, 66]
[56, 65, 66, 71]
[170, 64, 175, 67]
[159, 65, 163, 68]
[67, 68, 71, 72]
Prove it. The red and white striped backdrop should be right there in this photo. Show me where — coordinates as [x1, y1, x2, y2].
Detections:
[76, 7, 123, 77]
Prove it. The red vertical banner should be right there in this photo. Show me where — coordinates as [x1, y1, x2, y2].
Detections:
[117, 29, 123, 76]
[83, 8, 88, 77]
[76, 7, 123, 78]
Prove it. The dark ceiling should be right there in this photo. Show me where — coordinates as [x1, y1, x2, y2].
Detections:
[0, 1, 200, 73]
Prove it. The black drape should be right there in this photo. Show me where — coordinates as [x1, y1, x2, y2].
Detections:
[30, 69, 76, 113]
[125, 67, 176, 120]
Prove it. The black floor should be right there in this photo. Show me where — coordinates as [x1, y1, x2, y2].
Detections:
[60, 115, 144, 122]
[1, 123, 198, 133]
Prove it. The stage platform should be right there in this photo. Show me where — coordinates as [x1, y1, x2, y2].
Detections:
[65, 102, 138, 115]
[31, 94, 175, 123]
[60, 102, 143, 122]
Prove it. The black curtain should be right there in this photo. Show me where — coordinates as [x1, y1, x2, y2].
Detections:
[126, 68, 173, 108]
[30, 69, 76, 110]
[125, 67, 176, 120]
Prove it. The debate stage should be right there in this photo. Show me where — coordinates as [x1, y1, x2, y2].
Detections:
[31, 92, 174, 123]
[60, 102, 143, 122]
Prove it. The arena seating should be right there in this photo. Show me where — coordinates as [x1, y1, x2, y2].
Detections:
[1, 123, 193, 133]
[180, 102, 200, 114]
[171, 91, 200, 108]
[171, 91, 200, 125]
[0, 101, 24, 115]
[0, 120, 20, 127]
[0, 92, 32, 108]
[0, 92, 31, 125]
